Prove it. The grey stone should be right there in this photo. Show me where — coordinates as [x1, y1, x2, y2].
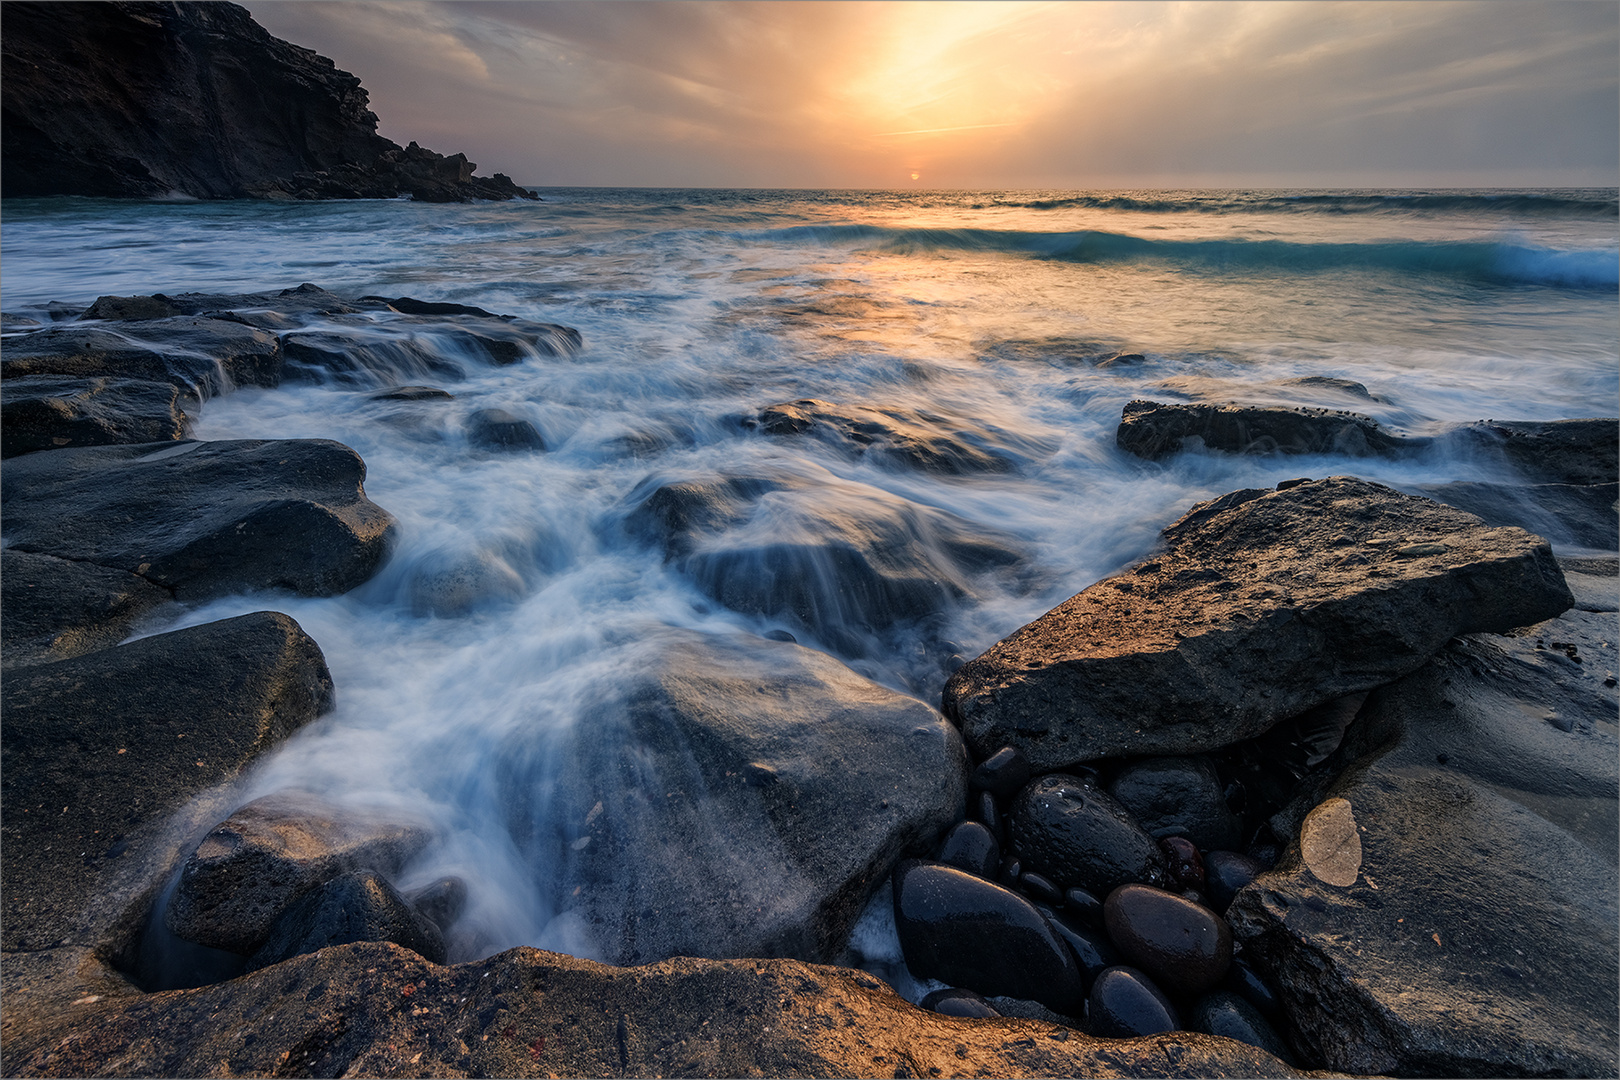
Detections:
[1116, 399, 1421, 460]
[467, 407, 546, 451]
[755, 398, 1041, 474]
[1226, 601, 1619, 1077]
[505, 630, 966, 966]
[1416, 480, 1617, 552]
[0, 317, 282, 397]
[1, 612, 333, 953]
[1, 375, 190, 458]
[0, 549, 174, 670]
[166, 792, 432, 956]
[1106, 756, 1242, 851]
[944, 477, 1573, 769]
[247, 870, 446, 971]
[2, 438, 395, 600]
[1462, 418, 1619, 486]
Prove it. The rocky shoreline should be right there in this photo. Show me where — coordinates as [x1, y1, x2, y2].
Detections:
[2, 286, 1617, 1077]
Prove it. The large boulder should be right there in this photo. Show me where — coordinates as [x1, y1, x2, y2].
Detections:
[1, 438, 395, 600]
[944, 477, 1573, 769]
[0, 612, 333, 954]
[1116, 400, 1421, 460]
[0, 317, 283, 397]
[1415, 480, 1618, 552]
[1227, 593, 1619, 1077]
[165, 792, 432, 956]
[246, 869, 445, 971]
[1462, 418, 1618, 486]
[0, 375, 190, 458]
[0, 549, 174, 670]
[503, 630, 967, 966]
[0, 1, 536, 202]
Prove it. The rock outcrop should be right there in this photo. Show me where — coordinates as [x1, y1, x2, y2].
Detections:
[0, 549, 174, 669]
[0, 376, 190, 458]
[943, 476, 1573, 769]
[1, 2, 536, 202]
[1117, 399, 1420, 460]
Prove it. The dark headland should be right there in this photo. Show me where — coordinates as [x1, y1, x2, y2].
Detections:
[2, 5, 1618, 1079]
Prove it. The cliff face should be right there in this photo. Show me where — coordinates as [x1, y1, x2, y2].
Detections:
[1, 1, 536, 202]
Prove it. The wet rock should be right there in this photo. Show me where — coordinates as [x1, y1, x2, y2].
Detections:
[369, 385, 455, 401]
[1103, 884, 1232, 997]
[1117, 399, 1420, 460]
[1227, 599, 1618, 1077]
[0, 317, 282, 397]
[1221, 956, 1282, 1019]
[79, 295, 185, 321]
[1, 438, 395, 600]
[1088, 966, 1180, 1039]
[1007, 775, 1167, 896]
[1062, 886, 1104, 929]
[1189, 991, 1291, 1062]
[1019, 871, 1062, 905]
[517, 630, 966, 966]
[1202, 851, 1264, 914]
[0, 549, 173, 670]
[466, 407, 546, 451]
[970, 746, 1032, 801]
[1462, 417, 1619, 486]
[247, 870, 445, 971]
[166, 792, 432, 955]
[281, 315, 577, 386]
[0, 944, 1314, 1078]
[1159, 836, 1205, 892]
[920, 987, 1001, 1019]
[0, 612, 333, 954]
[945, 476, 1573, 768]
[1416, 480, 1618, 552]
[281, 329, 464, 385]
[893, 861, 1086, 1017]
[754, 398, 1036, 474]
[1037, 905, 1120, 984]
[404, 877, 468, 932]
[1, 375, 189, 457]
[997, 854, 1023, 888]
[936, 821, 999, 879]
[973, 790, 1005, 844]
[1107, 756, 1241, 851]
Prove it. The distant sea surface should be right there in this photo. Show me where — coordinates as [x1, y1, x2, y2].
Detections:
[3, 188, 1616, 966]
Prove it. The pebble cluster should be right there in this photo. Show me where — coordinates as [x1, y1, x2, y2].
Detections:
[893, 743, 1292, 1059]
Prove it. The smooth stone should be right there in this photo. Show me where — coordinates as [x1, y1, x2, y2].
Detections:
[0, 612, 333, 954]
[936, 821, 999, 880]
[972, 790, 1004, 844]
[1, 375, 190, 458]
[165, 792, 433, 955]
[1104, 884, 1233, 997]
[1204, 851, 1264, 914]
[970, 746, 1033, 801]
[404, 876, 468, 931]
[0, 317, 283, 396]
[1, 438, 395, 601]
[0, 549, 174, 670]
[997, 854, 1022, 888]
[1037, 905, 1120, 984]
[1190, 991, 1292, 1062]
[893, 861, 1086, 1017]
[369, 385, 455, 401]
[1061, 886, 1104, 929]
[1007, 774, 1167, 896]
[1222, 956, 1282, 1018]
[1108, 756, 1242, 852]
[247, 870, 446, 972]
[1160, 836, 1205, 892]
[1087, 966, 1180, 1039]
[919, 987, 1000, 1019]
[944, 477, 1573, 768]
[466, 407, 545, 451]
[1019, 871, 1062, 906]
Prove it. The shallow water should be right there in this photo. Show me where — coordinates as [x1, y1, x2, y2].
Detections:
[3, 187, 1615, 966]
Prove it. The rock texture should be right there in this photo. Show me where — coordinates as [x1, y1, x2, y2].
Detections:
[1117, 400, 1420, 460]
[2, 438, 395, 600]
[1, 613, 334, 955]
[0, 317, 284, 397]
[0, 549, 174, 670]
[754, 398, 1039, 474]
[0, 375, 190, 458]
[944, 477, 1573, 769]
[1227, 593, 1619, 1077]
[0, 942, 1309, 1079]
[503, 630, 967, 966]
[1, 1, 535, 201]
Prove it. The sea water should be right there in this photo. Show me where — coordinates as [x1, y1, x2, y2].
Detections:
[2, 188, 1615, 967]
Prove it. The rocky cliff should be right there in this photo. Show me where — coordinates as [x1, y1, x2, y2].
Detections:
[1, 1, 536, 202]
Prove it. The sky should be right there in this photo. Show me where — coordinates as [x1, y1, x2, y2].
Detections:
[245, 0, 1619, 190]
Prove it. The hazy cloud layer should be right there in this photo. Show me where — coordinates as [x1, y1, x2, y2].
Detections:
[246, 0, 1618, 188]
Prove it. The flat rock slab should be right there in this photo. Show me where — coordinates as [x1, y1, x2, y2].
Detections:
[0, 612, 333, 953]
[1117, 400, 1420, 460]
[0, 375, 190, 458]
[944, 477, 1573, 769]
[1227, 602, 1619, 1077]
[1463, 418, 1619, 486]
[510, 630, 966, 966]
[0, 550, 174, 670]
[1416, 480, 1618, 552]
[1, 438, 395, 600]
[0, 942, 1310, 1078]
[754, 398, 1043, 474]
[0, 318, 282, 397]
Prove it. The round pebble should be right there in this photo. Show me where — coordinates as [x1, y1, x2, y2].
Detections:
[937, 820, 999, 880]
[1222, 956, 1282, 1018]
[1020, 871, 1062, 905]
[1107, 756, 1241, 852]
[1190, 991, 1291, 1062]
[1088, 966, 1180, 1038]
[921, 987, 1001, 1019]
[1161, 836, 1205, 891]
[1204, 850, 1264, 913]
[971, 746, 1033, 801]
[1037, 905, 1120, 985]
[972, 790, 1004, 844]
[1008, 775, 1167, 896]
[1062, 886, 1104, 929]
[1103, 883, 1232, 996]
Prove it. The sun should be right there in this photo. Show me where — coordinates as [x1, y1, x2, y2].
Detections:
[910, 171, 920, 181]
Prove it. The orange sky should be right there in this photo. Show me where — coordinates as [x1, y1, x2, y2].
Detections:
[247, 1, 1618, 188]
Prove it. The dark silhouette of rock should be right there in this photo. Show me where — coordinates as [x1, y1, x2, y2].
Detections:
[936, 820, 1001, 879]
[0, 549, 174, 670]
[466, 407, 546, 451]
[0, 318, 283, 397]
[1117, 399, 1420, 460]
[166, 792, 432, 956]
[2, 438, 395, 600]
[1, 375, 190, 458]
[1106, 756, 1242, 851]
[246, 869, 445, 971]
[1189, 992, 1291, 1062]
[0, 612, 333, 954]
[944, 477, 1573, 769]
[1462, 418, 1618, 486]
[1, 2, 537, 202]
[1417, 480, 1618, 552]
[1227, 596, 1618, 1077]
[1087, 966, 1180, 1039]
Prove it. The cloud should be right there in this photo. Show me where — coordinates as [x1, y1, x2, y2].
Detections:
[245, 0, 1618, 187]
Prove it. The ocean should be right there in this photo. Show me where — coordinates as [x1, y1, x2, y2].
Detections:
[2, 187, 1616, 975]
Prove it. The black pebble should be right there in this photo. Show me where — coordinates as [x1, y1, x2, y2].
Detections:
[1063, 886, 1104, 928]
[921, 987, 1001, 1019]
[971, 746, 1033, 801]
[1190, 991, 1292, 1062]
[998, 854, 1023, 888]
[1222, 956, 1282, 1018]
[1037, 905, 1120, 984]
[1008, 775, 1167, 897]
[1160, 835, 1205, 891]
[1103, 883, 1232, 997]
[937, 821, 1000, 880]
[972, 790, 1004, 844]
[1088, 966, 1180, 1038]
[1020, 871, 1062, 905]
[1203, 850, 1264, 914]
